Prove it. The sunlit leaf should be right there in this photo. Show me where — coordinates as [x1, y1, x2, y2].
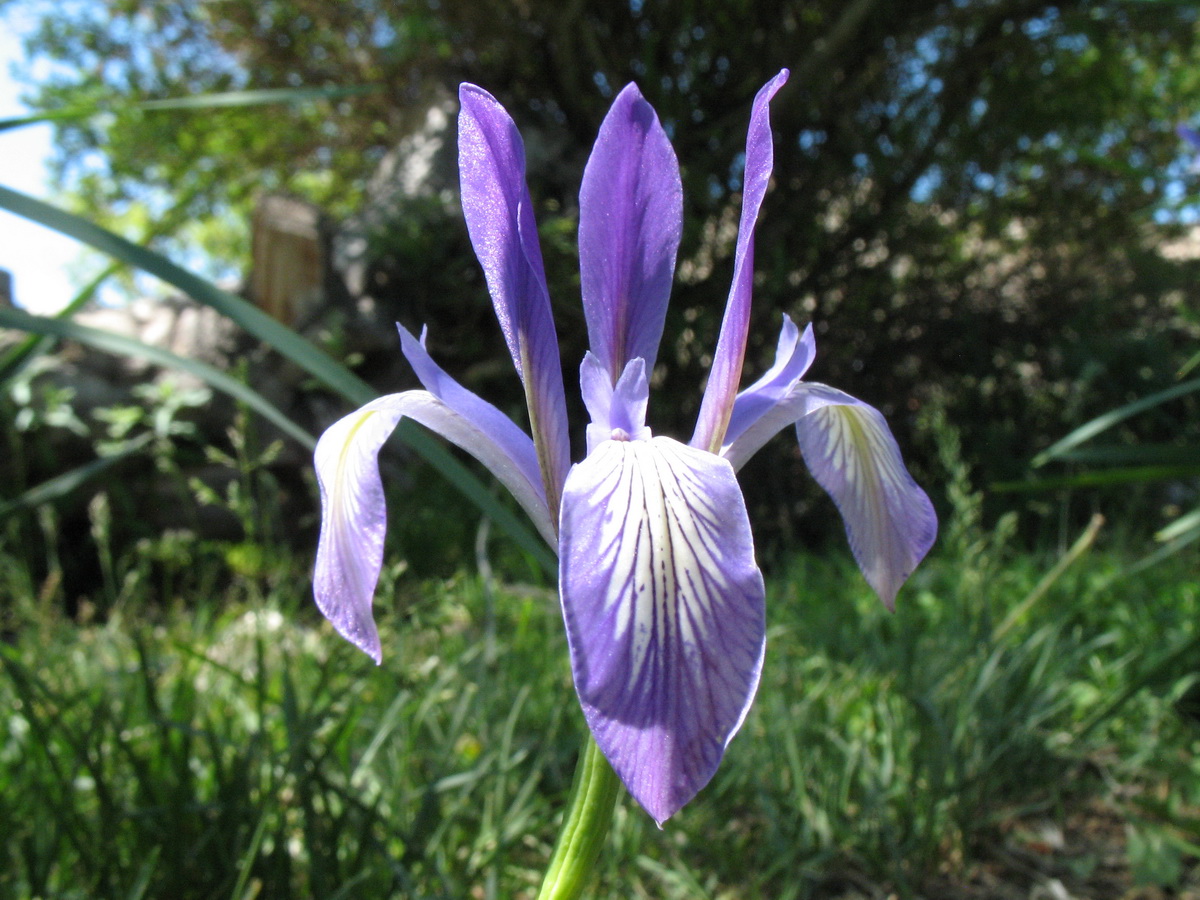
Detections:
[0, 86, 380, 132]
[1032, 376, 1200, 467]
[0, 185, 554, 572]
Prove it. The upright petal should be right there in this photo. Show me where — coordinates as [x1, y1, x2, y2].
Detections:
[314, 389, 553, 662]
[579, 83, 683, 382]
[458, 84, 572, 511]
[722, 314, 816, 451]
[559, 436, 766, 824]
[580, 353, 652, 454]
[692, 69, 789, 454]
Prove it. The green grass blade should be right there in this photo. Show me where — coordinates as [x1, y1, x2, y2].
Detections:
[0, 307, 316, 450]
[1032, 376, 1200, 467]
[992, 464, 1200, 492]
[0, 184, 372, 404]
[0, 262, 120, 386]
[0, 185, 556, 571]
[0, 433, 152, 518]
[1047, 444, 1199, 467]
[0, 85, 379, 131]
[1156, 506, 1200, 543]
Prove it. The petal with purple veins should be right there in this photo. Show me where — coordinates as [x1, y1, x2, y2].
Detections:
[314, 390, 553, 662]
[559, 436, 765, 824]
[794, 393, 938, 609]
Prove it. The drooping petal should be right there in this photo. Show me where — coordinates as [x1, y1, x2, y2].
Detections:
[579, 83, 683, 382]
[691, 69, 790, 454]
[721, 366, 935, 608]
[559, 436, 766, 824]
[314, 390, 553, 662]
[580, 352, 652, 454]
[458, 84, 572, 510]
[795, 398, 937, 608]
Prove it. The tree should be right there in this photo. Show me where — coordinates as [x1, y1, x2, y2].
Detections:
[10, 0, 1200, 543]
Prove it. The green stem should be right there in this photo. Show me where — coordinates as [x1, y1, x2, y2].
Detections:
[537, 736, 621, 900]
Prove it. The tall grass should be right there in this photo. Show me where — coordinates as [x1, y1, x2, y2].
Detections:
[1, 504, 1197, 899]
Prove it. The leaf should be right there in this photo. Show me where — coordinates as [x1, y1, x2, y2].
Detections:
[1156, 506, 1200, 543]
[0, 434, 151, 519]
[0, 307, 315, 449]
[0, 86, 380, 132]
[992, 464, 1200, 492]
[0, 185, 556, 572]
[1047, 444, 1199, 467]
[1032, 376, 1200, 467]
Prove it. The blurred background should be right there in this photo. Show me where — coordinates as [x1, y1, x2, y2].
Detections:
[1, 1, 1199, 898]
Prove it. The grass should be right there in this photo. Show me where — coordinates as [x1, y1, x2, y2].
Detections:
[1, 513, 1198, 900]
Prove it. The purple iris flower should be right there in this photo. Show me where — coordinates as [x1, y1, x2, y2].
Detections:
[312, 70, 937, 825]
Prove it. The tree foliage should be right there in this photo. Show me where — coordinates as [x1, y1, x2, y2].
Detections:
[10, 0, 1200, 543]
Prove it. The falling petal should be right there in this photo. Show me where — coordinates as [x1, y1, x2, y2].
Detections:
[559, 436, 766, 824]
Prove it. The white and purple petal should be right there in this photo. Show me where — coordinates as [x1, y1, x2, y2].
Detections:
[314, 389, 553, 662]
[692, 69, 790, 453]
[458, 84, 572, 506]
[559, 436, 766, 825]
[721, 364, 935, 608]
[579, 83, 683, 382]
[795, 396, 937, 609]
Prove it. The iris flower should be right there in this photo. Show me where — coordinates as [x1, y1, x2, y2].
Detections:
[313, 69, 936, 825]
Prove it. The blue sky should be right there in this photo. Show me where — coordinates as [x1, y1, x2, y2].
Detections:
[0, 5, 82, 313]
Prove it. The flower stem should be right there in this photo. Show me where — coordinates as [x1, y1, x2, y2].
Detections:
[537, 736, 621, 900]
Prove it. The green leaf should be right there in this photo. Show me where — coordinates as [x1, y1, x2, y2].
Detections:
[0, 262, 120, 386]
[0, 184, 556, 573]
[0, 184, 372, 405]
[0, 433, 152, 519]
[992, 464, 1200, 492]
[0, 86, 380, 132]
[1048, 444, 1200, 467]
[1156, 506, 1200, 543]
[1033, 376, 1200, 467]
[0, 307, 316, 449]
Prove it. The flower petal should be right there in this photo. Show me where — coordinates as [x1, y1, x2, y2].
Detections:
[314, 390, 553, 662]
[722, 314, 816, 451]
[795, 390, 937, 609]
[579, 83, 682, 382]
[721, 372, 935, 608]
[581, 352, 652, 454]
[691, 69, 789, 453]
[559, 436, 766, 824]
[458, 83, 572, 507]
